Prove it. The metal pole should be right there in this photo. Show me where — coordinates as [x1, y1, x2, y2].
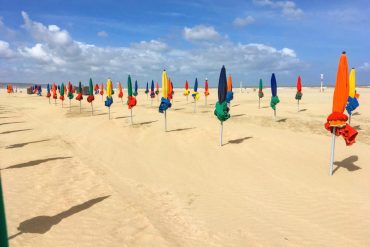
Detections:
[349, 114, 352, 125]
[274, 109, 276, 121]
[194, 101, 196, 113]
[329, 127, 336, 176]
[130, 109, 133, 124]
[108, 107, 110, 120]
[220, 121, 223, 146]
[205, 96, 207, 106]
[91, 103, 93, 116]
[258, 98, 260, 109]
[69, 99, 71, 111]
[79, 101, 81, 113]
[298, 100, 300, 112]
[49, 98, 50, 104]
[187, 95, 188, 102]
[164, 110, 167, 132]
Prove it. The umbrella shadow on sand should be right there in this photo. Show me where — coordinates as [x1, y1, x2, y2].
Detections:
[224, 136, 252, 145]
[167, 127, 195, 132]
[133, 120, 158, 126]
[6, 139, 51, 149]
[277, 118, 287, 123]
[8, 196, 110, 240]
[333, 155, 360, 174]
[0, 129, 32, 135]
[0, 121, 25, 126]
[1, 156, 71, 170]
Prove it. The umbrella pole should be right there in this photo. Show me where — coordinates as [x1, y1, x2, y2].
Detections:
[79, 101, 81, 113]
[164, 110, 167, 132]
[205, 96, 207, 106]
[298, 100, 300, 112]
[220, 121, 223, 146]
[130, 109, 133, 125]
[49, 98, 50, 104]
[349, 114, 352, 125]
[274, 109, 276, 121]
[187, 95, 188, 102]
[121, 98, 123, 105]
[54, 99, 56, 105]
[69, 99, 71, 111]
[91, 102, 93, 116]
[62, 101, 63, 108]
[329, 127, 336, 176]
[151, 99, 153, 107]
[258, 98, 260, 109]
[194, 101, 196, 113]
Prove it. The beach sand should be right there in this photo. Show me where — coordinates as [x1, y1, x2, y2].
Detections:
[1, 87, 369, 246]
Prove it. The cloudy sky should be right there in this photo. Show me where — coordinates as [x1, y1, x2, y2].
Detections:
[0, 0, 369, 87]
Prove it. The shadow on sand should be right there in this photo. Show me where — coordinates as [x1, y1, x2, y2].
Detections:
[224, 136, 252, 145]
[133, 120, 158, 126]
[167, 127, 195, 132]
[233, 114, 245, 118]
[8, 196, 110, 240]
[299, 109, 307, 112]
[2, 156, 72, 170]
[277, 118, 287, 123]
[0, 129, 32, 135]
[333, 155, 360, 174]
[0, 121, 24, 126]
[6, 139, 51, 149]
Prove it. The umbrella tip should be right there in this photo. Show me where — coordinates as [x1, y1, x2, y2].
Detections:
[342, 51, 346, 54]
[352, 67, 355, 69]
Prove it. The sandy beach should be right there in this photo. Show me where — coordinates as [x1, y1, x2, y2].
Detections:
[1, 87, 369, 246]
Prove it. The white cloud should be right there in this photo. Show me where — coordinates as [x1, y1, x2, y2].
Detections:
[0, 12, 301, 84]
[233, 16, 255, 27]
[0, 40, 14, 58]
[183, 25, 220, 41]
[253, 0, 303, 18]
[97, 31, 108, 37]
[359, 62, 370, 71]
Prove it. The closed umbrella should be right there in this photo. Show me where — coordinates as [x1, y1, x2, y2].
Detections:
[159, 70, 172, 131]
[214, 66, 230, 146]
[133, 80, 138, 96]
[295, 76, 303, 112]
[87, 78, 95, 115]
[46, 83, 51, 104]
[324, 52, 358, 175]
[60, 82, 65, 107]
[76, 81, 83, 113]
[192, 78, 200, 112]
[150, 80, 155, 106]
[184, 80, 190, 102]
[104, 78, 113, 119]
[127, 75, 137, 124]
[0, 173, 8, 247]
[204, 78, 209, 105]
[67, 81, 74, 110]
[258, 79, 264, 109]
[270, 73, 280, 120]
[346, 68, 359, 124]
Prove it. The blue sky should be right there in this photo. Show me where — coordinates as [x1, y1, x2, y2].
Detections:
[0, 0, 369, 87]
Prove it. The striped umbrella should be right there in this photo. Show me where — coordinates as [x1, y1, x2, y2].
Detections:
[325, 52, 358, 175]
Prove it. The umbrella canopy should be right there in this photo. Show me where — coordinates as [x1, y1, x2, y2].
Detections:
[218, 66, 227, 103]
[295, 76, 302, 100]
[155, 82, 159, 94]
[271, 74, 277, 97]
[346, 68, 359, 115]
[192, 78, 200, 100]
[214, 66, 230, 121]
[204, 79, 209, 96]
[127, 75, 137, 109]
[46, 83, 51, 98]
[94, 84, 99, 94]
[52, 83, 57, 99]
[150, 80, 155, 98]
[258, 79, 264, 98]
[297, 76, 302, 92]
[59, 82, 65, 101]
[159, 70, 172, 113]
[104, 79, 113, 107]
[133, 80, 138, 96]
[270, 73, 280, 110]
[87, 78, 95, 103]
[67, 81, 73, 99]
[325, 52, 357, 145]
[128, 76, 133, 96]
[118, 82, 123, 98]
[194, 78, 198, 92]
[227, 74, 233, 92]
[184, 80, 190, 96]
[168, 79, 173, 99]
[162, 70, 168, 99]
[100, 83, 104, 95]
[145, 82, 149, 94]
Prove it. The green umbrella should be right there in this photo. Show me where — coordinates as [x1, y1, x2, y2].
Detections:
[0, 175, 8, 247]
[258, 79, 264, 108]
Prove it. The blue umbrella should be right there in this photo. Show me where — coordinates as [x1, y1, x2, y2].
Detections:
[133, 80, 138, 96]
[192, 78, 200, 112]
[145, 82, 149, 94]
[194, 78, 198, 92]
[214, 66, 230, 146]
[218, 66, 227, 103]
[270, 73, 280, 118]
[150, 80, 155, 100]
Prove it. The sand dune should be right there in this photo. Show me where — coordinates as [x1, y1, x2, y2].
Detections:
[1, 87, 369, 246]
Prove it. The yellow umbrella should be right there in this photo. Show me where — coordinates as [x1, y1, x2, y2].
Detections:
[162, 70, 168, 99]
[107, 79, 112, 98]
[105, 78, 113, 119]
[349, 68, 356, 98]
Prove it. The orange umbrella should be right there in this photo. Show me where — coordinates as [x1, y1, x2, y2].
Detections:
[118, 82, 123, 102]
[325, 52, 358, 175]
[168, 78, 173, 100]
